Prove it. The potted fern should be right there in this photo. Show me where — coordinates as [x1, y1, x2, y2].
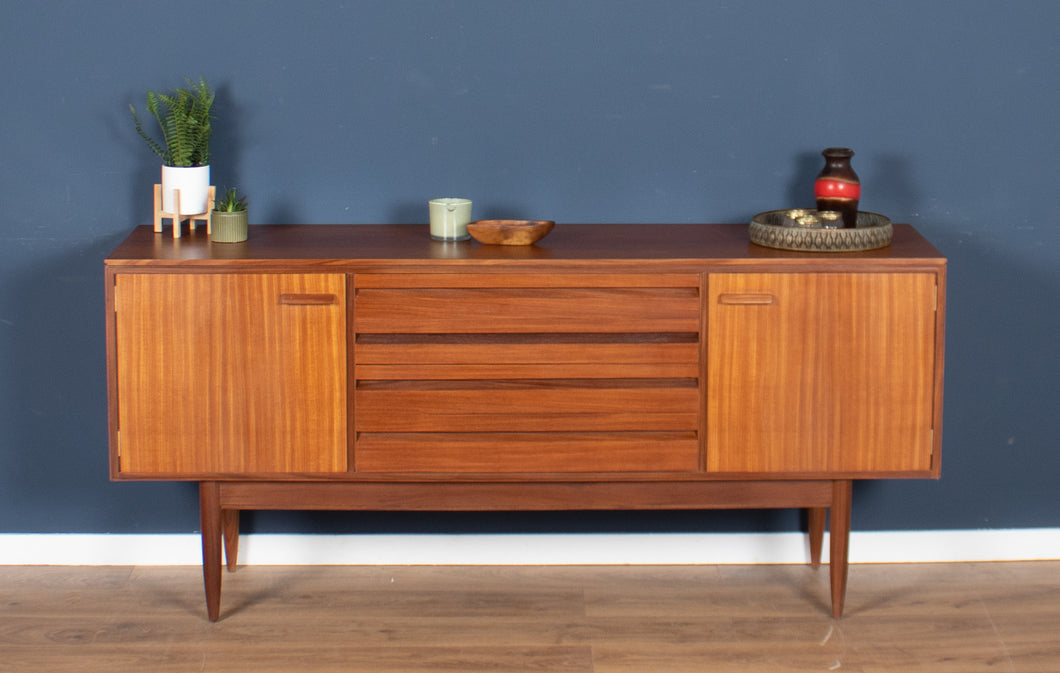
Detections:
[130, 76, 214, 215]
[210, 188, 249, 242]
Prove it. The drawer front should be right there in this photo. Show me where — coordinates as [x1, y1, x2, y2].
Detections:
[352, 274, 704, 474]
[355, 378, 700, 432]
[355, 432, 700, 473]
[354, 287, 700, 333]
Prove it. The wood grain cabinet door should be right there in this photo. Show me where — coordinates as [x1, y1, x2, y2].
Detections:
[113, 273, 347, 476]
[706, 273, 939, 475]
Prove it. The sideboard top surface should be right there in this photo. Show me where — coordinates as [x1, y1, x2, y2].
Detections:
[105, 223, 945, 269]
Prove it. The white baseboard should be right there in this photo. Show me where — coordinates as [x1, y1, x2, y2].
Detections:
[1, 529, 1057, 566]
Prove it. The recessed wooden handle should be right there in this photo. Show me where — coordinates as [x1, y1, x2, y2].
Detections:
[717, 293, 776, 305]
[279, 293, 338, 306]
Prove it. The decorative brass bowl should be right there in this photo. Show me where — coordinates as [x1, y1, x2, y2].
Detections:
[749, 210, 893, 252]
[466, 219, 555, 246]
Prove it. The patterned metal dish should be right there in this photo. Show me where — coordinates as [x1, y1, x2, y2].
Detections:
[749, 210, 893, 252]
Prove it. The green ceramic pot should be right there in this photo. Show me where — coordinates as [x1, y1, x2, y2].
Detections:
[210, 210, 248, 243]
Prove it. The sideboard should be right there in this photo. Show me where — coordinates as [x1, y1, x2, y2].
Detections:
[104, 222, 946, 621]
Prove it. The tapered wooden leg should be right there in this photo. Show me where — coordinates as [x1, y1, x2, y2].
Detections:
[223, 509, 240, 572]
[199, 481, 223, 622]
[829, 480, 852, 618]
[807, 507, 827, 569]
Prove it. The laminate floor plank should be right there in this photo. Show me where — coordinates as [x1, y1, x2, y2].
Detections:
[1, 562, 1057, 672]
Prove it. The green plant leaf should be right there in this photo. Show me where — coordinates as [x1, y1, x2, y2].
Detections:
[130, 76, 214, 167]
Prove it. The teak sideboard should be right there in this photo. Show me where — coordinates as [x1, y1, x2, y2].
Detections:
[104, 223, 946, 621]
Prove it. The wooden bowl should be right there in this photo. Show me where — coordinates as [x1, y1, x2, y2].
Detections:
[466, 219, 555, 245]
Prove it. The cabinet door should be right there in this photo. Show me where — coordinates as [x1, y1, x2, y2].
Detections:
[114, 273, 346, 475]
[707, 273, 938, 475]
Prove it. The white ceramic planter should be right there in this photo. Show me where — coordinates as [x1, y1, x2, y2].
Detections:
[161, 165, 211, 214]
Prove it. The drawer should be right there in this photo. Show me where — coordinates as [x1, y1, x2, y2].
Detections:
[355, 333, 699, 369]
[353, 274, 701, 334]
[355, 431, 700, 473]
[355, 378, 700, 432]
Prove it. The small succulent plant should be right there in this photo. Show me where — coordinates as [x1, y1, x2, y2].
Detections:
[214, 187, 248, 212]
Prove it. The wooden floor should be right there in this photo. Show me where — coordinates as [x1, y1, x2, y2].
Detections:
[1, 561, 1057, 672]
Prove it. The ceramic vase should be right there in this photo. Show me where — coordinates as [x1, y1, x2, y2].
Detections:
[814, 148, 860, 228]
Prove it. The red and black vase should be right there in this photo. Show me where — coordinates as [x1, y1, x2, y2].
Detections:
[814, 147, 860, 228]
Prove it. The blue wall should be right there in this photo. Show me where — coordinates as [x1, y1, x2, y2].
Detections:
[1, 0, 1057, 535]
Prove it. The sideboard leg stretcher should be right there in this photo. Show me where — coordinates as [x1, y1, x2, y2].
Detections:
[194, 479, 854, 621]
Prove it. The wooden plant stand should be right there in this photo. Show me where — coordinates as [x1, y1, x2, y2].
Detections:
[153, 183, 215, 238]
